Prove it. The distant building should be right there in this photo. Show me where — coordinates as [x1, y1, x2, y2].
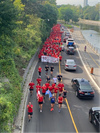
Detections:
[84, 0, 88, 7]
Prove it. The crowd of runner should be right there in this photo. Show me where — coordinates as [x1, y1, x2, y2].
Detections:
[27, 24, 68, 122]
[27, 65, 68, 121]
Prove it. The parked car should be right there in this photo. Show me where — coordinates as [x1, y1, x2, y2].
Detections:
[66, 46, 75, 55]
[64, 59, 76, 70]
[71, 78, 95, 99]
[89, 107, 100, 132]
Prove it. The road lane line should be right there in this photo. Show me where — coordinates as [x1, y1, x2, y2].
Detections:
[86, 48, 100, 68]
[59, 60, 78, 133]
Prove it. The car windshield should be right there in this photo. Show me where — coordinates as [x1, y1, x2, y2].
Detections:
[67, 61, 75, 64]
[80, 84, 92, 90]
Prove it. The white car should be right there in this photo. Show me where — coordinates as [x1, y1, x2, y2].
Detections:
[64, 59, 76, 70]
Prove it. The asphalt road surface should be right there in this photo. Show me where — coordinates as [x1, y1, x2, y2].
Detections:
[24, 28, 100, 133]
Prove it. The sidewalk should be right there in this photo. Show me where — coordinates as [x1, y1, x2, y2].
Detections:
[71, 26, 100, 90]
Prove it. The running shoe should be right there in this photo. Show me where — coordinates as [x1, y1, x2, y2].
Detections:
[40, 110, 42, 112]
[50, 108, 53, 111]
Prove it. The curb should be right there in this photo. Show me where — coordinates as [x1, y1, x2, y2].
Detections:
[21, 59, 38, 133]
[13, 48, 39, 133]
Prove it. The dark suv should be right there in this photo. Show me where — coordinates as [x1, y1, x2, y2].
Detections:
[89, 107, 100, 132]
[71, 78, 95, 99]
[66, 47, 74, 55]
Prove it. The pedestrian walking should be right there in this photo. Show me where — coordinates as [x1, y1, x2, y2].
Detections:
[50, 94, 55, 111]
[57, 73, 62, 83]
[53, 76, 57, 84]
[62, 89, 68, 102]
[38, 94, 43, 112]
[28, 81, 35, 96]
[50, 65, 54, 76]
[84, 46, 86, 52]
[27, 102, 33, 122]
[57, 94, 63, 112]
[38, 66, 42, 77]
[45, 64, 49, 75]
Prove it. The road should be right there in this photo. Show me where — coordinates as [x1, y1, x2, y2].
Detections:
[24, 26, 100, 133]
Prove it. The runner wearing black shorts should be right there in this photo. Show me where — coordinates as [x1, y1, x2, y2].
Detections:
[57, 73, 62, 82]
[46, 76, 50, 83]
[45, 65, 49, 75]
[50, 65, 54, 76]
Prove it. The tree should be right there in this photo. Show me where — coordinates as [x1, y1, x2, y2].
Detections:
[0, 0, 18, 37]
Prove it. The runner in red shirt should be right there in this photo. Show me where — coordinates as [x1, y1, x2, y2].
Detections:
[38, 94, 43, 112]
[41, 84, 47, 101]
[27, 102, 33, 122]
[28, 81, 35, 96]
[48, 85, 53, 94]
[58, 82, 64, 93]
[38, 54, 41, 61]
[45, 82, 50, 90]
[38, 66, 42, 77]
[36, 83, 41, 93]
[57, 94, 63, 112]
[52, 83, 56, 88]
[37, 77, 42, 85]
[59, 55, 62, 62]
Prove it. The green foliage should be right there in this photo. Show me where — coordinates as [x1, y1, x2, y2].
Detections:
[0, 0, 18, 37]
[57, 3, 99, 21]
[0, 0, 58, 132]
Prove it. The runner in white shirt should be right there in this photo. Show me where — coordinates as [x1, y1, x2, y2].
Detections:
[53, 76, 57, 84]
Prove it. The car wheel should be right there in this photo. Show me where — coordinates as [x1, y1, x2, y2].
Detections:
[89, 113, 92, 123]
[75, 91, 78, 97]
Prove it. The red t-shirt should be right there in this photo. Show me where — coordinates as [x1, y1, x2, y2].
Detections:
[38, 96, 43, 102]
[58, 83, 64, 92]
[29, 82, 35, 89]
[59, 56, 62, 60]
[38, 67, 42, 72]
[27, 104, 33, 113]
[48, 86, 53, 92]
[58, 97, 63, 103]
[52, 83, 56, 88]
[45, 83, 50, 88]
[36, 85, 41, 89]
[37, 78, 42, 84]
[41, 86, 47, 93]
[54, 87, 58, 93]
[36, 85, 41, 92]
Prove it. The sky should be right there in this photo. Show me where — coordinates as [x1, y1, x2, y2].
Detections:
[56, 0, 99, 7]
